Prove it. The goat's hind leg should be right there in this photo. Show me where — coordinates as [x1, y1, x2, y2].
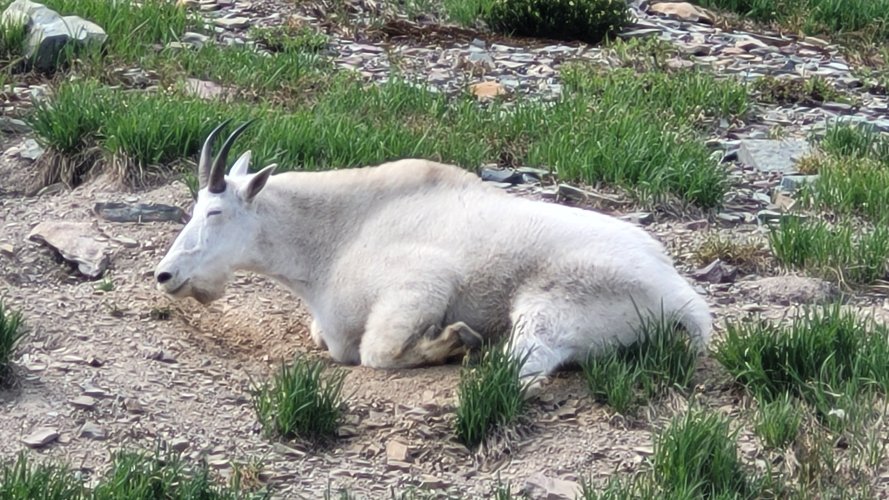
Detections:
[360, 292, 481, 369]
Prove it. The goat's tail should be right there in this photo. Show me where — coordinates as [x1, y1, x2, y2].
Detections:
[675, 293, 713, 352]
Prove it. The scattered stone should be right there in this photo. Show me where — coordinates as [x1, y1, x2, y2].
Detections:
[93, 202, 187, 223]
[27, 221, 111, 279]
[693, 259, 738, 284]
[386, 439, 411, 462]
[738, 139, 812, 174]
[5, 138, 45, 160]
[524, 472, 582, 500]
[469, 81, 505, 100]
[620, 212, 654, 225]
[170, 437, 190, 452]
[213, 16, 250, 30]
[0, 116, 30, 134]
[780, 174, 819, 192]
[148, 350, 177, 363]
[2, 0, 107, 72]
[0, 243, 14, 257]
[479, 167, 524, 184]
[648, 2, 715, 24]
[69, 395, 97, 410]
[22, 428, 59, 448]
[185, 78, 229, 100]
[78, 422, 107, 440]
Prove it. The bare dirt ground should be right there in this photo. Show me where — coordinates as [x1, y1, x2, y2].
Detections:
[2, 124, 888, 498]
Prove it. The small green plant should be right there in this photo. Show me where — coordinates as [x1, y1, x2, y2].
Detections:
[0, 17, 27, 64]
[714, 304, 889, 430]
[0, 452, 86, 500]
[581, 306, 699, 414]
[454, 340, 531, 449]
[252, 356, 347, 442]
[752, 75, 844, 105]
[768, 216, 889, 286]
[95, 276, 114, 292]
[754, 393, 803, 449]
[249, 22, 329, 54]
[652, 409, 760, 498]
[693, 233, 769, 273]
[0, 300, 25, 383]
[482, 0, 630, 44]
[819, 122, 889, 164]
[695, 0, 889, 43]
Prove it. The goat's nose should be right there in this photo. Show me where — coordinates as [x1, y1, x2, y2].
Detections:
[156, 271, 174, 284]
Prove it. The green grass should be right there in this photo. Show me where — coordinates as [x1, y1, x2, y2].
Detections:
[794, 123, 889, 224]
[249, 23, 330, 55]
[580, 408, 774, 499]
[581, 307, 699, 415]
[753, 393, 802, 449]
[819, 122, 889, 164]
[695, 0, 889, 42]
[27, 62, 743, 207]
[454, 341, 531, 449]
[0, 448, 265, 500]
[0, 452, 86, 500]
[251, 355, 347, 443]
[751, 75, 846, 105]
[652, 410, 761, 499]
[714, 304, 889, 431]
[0, 300, 25, 383]
[768, 216, 889, 286]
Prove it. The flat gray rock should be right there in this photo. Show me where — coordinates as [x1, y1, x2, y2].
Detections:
[738, 139, 812, 174]
[28, 220, 110, 279]
[744, 275, 839, 305]
[22, 427, 59, 448]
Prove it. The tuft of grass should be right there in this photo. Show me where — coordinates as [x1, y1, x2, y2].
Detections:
[249, 21, 329, 54]
[652, 409, 760, 499]
[767, 216, 889, 286]
[581, 306, 699, 415]
[563, 65, 750, 127]
[0, 452, 86, 500]
[693, 233, 769, 274]
[714, 304, 889, 430]
[0, 300, 25, 383]
[0, 15, 27, 64]
[481, 0, 630, 45]
[695, 0, 889, 43]
[752, 75, 845, 106]
[819, 122, 889, 164]
[0, 446, 264, 499]
[454, 340, 531, 449]
[753, 393, 803, 449]
[252, 356, 347, 443]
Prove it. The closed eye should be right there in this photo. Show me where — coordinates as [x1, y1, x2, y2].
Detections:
[207, 210, 222, 217]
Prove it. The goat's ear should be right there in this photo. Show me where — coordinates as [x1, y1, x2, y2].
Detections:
[228, 150, 252, 177]
[242, 164, 276, 203]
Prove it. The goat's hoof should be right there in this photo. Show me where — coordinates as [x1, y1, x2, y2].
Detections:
[447, 321, 483, 350]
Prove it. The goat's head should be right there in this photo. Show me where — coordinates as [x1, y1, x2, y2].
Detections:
[154, 120, 277, 304]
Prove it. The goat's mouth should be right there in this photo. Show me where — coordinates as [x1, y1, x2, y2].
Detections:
[160, 279, 190, 297]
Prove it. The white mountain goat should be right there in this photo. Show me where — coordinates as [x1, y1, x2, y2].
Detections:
[154, 120, 713, 385]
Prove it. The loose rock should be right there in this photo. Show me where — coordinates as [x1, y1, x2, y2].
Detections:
[22, 428, 59, 448]
[27, 221, 111, 279]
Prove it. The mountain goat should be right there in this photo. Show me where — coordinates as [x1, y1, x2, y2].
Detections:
[154, 120, 712, 385]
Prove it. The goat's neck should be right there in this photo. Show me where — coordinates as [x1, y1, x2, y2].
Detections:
[238, 179, 367, 298]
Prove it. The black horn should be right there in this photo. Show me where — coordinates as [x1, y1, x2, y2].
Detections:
[208, 119, 257, 194]
[198, 119, 232, 191]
